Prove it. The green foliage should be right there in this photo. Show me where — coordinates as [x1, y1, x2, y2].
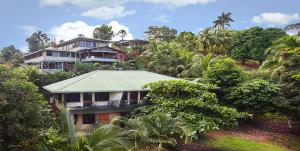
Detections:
[213, 12, 234, 30]
[229, 27, 286, 63]
[198, 28, 232, 55]
[26, 31, 49, 52]
[75, 124, 132, 151]
[260, 36, 300, 121]
[0, 45, 23, 66]
[0, 66, 52, 150]
[226, 79, 280, 112]
[144, 26, 177, 42]
[93, 25, 114, 40]
[176, 31, 198, 51]
[139, 80, 250, 133]
[205, 57, 244, 89]
[140, 41, 192, 77]
[112, 112, 193, 151]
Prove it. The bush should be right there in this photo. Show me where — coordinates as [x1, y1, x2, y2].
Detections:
[205, 57, 244, 89]
[226, 79, 280, 113]
[139, 80, 250, 133]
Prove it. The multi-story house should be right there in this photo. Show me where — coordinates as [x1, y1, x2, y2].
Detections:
[43, 70, 178, 131]
[23, 37, 127, 73]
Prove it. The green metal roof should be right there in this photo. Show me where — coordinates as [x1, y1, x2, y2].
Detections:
[43, 70, 179, 93]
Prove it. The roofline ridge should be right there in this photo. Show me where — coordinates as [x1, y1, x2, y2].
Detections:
[56, 70, 99, 91]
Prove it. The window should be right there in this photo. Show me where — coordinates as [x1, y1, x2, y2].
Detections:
[52, 51, 59, 57]
[46, 51, 52, 56]
[71, 52, 75, 58]
[121, 92, 128, 100]
[130, 91, 138, 104]
[64, 93, 80, 102]
[82, 114, 95, 124]
[95, 92, 109, 101]
[59, 52, 70, 57]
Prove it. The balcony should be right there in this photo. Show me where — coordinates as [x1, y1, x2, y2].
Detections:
[81, 56, 117, 63]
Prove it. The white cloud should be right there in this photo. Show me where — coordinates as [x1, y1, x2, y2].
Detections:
[49, 20, 133, 41]
[108, 21, 134, 41]
[251, 12, 300, 25]
[81, 6, 135, 20]
[19, 46, 29, 53]
[18, 25, 39, 36]
[153, 15, 170, 23]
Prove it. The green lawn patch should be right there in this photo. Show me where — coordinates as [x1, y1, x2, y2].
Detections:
[202, 136, 288, 151]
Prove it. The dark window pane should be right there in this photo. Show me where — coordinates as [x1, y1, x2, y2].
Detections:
[46, 51, 52, 56]
[130, 91, 138, 100]
[95, 92, 110, 101]
[65, 93, 80, 102]
[82, 114, 95, 124]
[121, 92, 128, 100]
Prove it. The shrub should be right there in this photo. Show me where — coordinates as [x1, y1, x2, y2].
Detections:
[226, 79, 280, 113]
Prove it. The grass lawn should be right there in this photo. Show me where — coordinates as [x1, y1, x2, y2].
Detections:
[202, 136, 288, 151]
[177, 125, 300, 151]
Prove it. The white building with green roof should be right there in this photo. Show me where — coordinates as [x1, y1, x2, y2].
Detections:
[43, 70, 178, 130]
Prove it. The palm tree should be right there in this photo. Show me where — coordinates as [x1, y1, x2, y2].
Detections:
[198, 28, 221, 54]
[111, 116, 148, 151]
[75, 124, 132, 151]
[181, 53, 220, 78]
[118, 30, 127, 41]
[213, 12, 234, 30]
[141, 112, 192, 151]
[33, 31, 49, 48]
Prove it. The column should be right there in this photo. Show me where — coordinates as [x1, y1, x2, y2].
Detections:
[80, 93, 83, 107]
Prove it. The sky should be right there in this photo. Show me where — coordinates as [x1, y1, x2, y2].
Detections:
[0, 0, 299, 52]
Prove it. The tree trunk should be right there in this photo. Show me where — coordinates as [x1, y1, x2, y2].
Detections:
[259, 60, 263, 65]
[159, 142, 163, 151]
[134, 136, 138, 151]
[242, 59, 246, 64]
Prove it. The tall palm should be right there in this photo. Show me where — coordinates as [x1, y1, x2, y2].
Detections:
[213, 12, 234, 30]
[198, 28, 221, 54]
[33, 31, 49, 47]
[111, 116, 148, 151]
[118, 30, 127, 41]
[75, 124, 131, 151]
[181, 53, 220, 78]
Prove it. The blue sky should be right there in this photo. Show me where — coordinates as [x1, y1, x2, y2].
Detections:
[0, 0, 299, 52]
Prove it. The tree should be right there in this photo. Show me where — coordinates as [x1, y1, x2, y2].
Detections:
[205, 57, 244, 89]
[117, 29, 127, 41]
[93, 25, 114, 40]
[0, 66, 51, 150]
[176, 32, 198, 51]
[140, 41, 192, 77]
[197, 28, 231, 54]
[229, 27, 286, 64]
[75, 124, 131, 151]
[144, 26, 177, 42]
[140, 80, 250, 133]
[226, 79, 280, 113]
[26, 31, 49, 52]
[260, 36, 300, 121]
[111, 116, 148, 150]
[0, 45, 23, 66]
[112, 113, 192, 151]
[180, 53, 220, 78]
[213, 12, 234, 30]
